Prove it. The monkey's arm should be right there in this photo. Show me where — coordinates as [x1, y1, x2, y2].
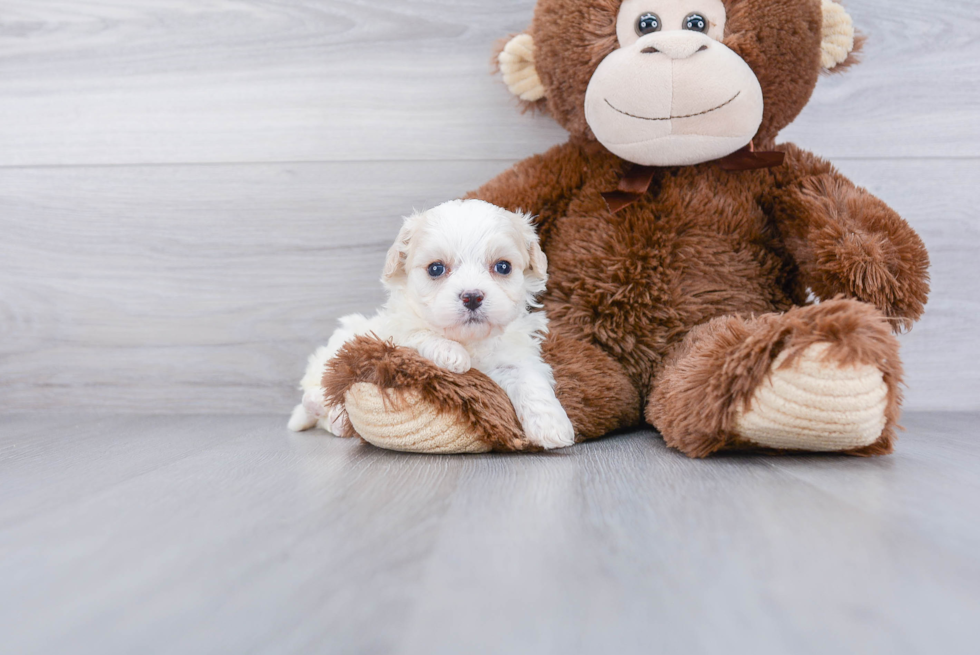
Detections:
[764, 143, 930, 331]
[465, 141, 589, 219]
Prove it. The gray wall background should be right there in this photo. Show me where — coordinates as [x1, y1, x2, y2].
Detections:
[0, 0, 977, 414]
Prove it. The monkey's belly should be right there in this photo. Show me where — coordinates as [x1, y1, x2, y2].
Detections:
[542, 212, 793, 378]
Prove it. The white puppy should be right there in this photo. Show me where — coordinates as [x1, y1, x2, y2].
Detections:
[288, 199, 575, 450]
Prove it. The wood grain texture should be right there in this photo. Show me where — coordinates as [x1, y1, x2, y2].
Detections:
[0, 0, 977, 166]
[2, 4, 977, 652]
[1, 413, 979, 655]
[0, 0, 977, 413]
[1, 158, 977, 413]
[0, 160, 505, 412]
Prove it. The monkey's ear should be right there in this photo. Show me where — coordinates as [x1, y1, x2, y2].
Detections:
[497, 34, 547, 104]
[820, 0, 860, 72]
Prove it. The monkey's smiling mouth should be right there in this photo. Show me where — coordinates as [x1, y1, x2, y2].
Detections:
[605, 91, 741, 121]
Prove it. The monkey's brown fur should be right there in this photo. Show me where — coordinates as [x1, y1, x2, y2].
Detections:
[325, 0, 929, 457]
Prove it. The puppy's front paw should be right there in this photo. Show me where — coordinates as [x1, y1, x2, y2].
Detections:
[521, 403, 576, 450]
[425, 341, 471, 374]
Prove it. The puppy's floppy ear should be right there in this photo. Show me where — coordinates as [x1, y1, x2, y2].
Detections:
[527, 236, 548, 279]
[382, 212, 420, 283]
[510, 210, 548, 280]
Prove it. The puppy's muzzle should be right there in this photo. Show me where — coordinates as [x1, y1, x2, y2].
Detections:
[460, 290, 485, 311]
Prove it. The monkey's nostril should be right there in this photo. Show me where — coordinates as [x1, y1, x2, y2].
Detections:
[641, 47, 660, 54]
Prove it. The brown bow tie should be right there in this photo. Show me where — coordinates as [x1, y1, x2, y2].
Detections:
[601, 142, 785, 214]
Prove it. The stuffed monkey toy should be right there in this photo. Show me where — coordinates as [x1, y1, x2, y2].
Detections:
[325, 0, 930, 457]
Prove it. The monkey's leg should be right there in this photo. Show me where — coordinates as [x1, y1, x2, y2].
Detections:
[646, 299, 902, 458]
[325, 333, 640, 454]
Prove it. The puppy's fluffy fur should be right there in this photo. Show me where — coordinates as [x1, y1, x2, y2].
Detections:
[288, 199, 575, 449]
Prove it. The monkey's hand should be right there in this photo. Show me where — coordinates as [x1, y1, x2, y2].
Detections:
[769, 147, 930, 332]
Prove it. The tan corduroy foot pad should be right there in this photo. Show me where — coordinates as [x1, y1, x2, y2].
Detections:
[732, 343, 888, 451]
[344, 383, 491, 454]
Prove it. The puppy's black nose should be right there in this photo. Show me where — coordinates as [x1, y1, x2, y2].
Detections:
[460, 290, 484, 311]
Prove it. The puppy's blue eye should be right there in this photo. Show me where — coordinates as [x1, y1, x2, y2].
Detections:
[494, 260, 512, 276]
[427, 262, 446, 278]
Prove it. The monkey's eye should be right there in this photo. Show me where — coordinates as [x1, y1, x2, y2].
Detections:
[493, 260, 512, 276]
[636, 13, 661, 35]
[427, 262, 446, 278]
[683, 13, 708, 33]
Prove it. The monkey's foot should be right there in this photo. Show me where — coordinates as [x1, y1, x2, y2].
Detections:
[732, 343, 889, 451]
[344, 384, 491, 454]
[324, 336, 534, 454]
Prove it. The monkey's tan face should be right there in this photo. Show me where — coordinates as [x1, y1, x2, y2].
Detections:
[584, 0, 764, 166]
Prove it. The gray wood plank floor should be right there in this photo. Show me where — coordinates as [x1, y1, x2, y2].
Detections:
[1, 413, 979, 655]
